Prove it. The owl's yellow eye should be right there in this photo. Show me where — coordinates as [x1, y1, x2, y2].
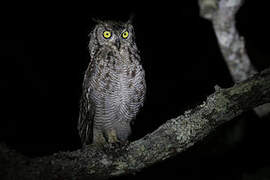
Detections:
[122, 31, 129, 39]
[103, 31, 111, 39]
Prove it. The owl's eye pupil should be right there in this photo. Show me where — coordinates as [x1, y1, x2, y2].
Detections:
[103, 31, 111, 39]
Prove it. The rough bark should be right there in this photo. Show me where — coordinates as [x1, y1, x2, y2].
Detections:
[198, 0, 270, 117]
[1, 67, 270, 180]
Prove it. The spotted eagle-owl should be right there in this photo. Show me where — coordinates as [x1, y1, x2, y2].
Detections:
[78, 19, 146, 146]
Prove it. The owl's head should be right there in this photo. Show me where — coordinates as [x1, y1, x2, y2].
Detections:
[89, 20, 136, 57]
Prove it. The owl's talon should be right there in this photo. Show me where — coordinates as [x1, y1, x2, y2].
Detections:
[106, 129, 121, 144]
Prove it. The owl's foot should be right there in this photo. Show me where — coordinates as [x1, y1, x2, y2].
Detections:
[104, 129, 123, 149]
[92, 129, 129, 154]
[106, 129, 120, 144]
[100, 129, 129, 154]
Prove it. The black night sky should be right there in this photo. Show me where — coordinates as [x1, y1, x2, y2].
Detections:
[1, 1, 270, 179]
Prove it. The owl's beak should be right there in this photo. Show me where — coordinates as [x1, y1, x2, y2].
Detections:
[115, 39, 121, 50]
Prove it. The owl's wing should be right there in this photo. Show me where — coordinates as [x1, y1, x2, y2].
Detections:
[78, 86, 95, 146]
[78, 61, 96, 146]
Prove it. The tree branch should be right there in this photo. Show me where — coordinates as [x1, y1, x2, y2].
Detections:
[198, 0, 270, 117]
[1, 67, 270, 180]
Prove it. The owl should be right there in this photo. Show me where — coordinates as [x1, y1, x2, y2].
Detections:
[78, 19, 146, 146]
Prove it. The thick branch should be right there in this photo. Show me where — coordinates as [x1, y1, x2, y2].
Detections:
[1, 68, 270, 180]
[198, 0, 270, 117]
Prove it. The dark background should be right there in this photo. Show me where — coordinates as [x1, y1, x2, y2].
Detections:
[1, 1, 270, 179]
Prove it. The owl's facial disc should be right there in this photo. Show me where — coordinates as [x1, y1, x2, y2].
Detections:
[96, 21, 134, 50]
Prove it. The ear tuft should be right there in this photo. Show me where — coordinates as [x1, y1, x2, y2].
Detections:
[91, 17, 103, 24]
[127, 13, 135, 24]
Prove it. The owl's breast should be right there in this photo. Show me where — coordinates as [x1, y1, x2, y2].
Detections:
[87, 47, 145, 124]
[105, 65, 136, 102]
[90, 62, 145, 118]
